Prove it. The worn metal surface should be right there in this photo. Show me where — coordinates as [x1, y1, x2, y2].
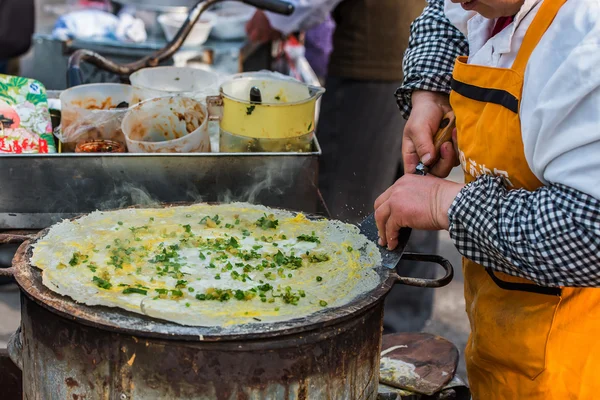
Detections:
[19, 291, 383, 399]
[0, 148, 320, 230]
[0, 233, 33, 244]
[7, 328, 23, 371]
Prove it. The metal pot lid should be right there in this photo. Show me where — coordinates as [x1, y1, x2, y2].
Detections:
[220, 72, 325, 106]
[11, 223, 396, 342]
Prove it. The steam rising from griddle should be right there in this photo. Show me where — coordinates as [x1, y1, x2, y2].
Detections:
[217, 158, 294, 205]
[102, 182, 161, 210]
[93, 156, 299, 212]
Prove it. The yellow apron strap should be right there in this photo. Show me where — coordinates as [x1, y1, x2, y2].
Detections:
[511, 0, 568, 73]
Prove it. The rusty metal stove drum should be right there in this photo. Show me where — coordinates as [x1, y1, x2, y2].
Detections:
[0, 207, 453, 399]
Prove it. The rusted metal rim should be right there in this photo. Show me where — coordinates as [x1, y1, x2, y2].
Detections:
[10, 203, 398, 341]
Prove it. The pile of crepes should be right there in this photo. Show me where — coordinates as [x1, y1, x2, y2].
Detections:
[30, 203, 381, 327]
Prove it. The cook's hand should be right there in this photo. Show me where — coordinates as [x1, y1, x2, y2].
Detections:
[403, 91, 459, 177]
[374, 175, 464, 250]
[246, 11, 282, 43]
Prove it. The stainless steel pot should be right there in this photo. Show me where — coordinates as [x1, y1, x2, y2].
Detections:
[0, 206, 453, 399]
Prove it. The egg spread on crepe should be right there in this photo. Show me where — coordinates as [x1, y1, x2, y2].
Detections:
[30, 203, 381, 327]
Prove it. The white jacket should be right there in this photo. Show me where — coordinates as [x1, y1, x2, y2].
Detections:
[445, 0, 600, 198]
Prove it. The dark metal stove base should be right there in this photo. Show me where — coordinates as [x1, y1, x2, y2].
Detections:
[0, 348, 22, 399]
[15, 294, 383, 399]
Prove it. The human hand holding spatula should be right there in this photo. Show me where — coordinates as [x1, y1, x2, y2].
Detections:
[360, 111, 457, 265]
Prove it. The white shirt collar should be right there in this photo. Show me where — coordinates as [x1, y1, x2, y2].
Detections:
[490, 0, 543, 54]
[449, 0, 544, 57]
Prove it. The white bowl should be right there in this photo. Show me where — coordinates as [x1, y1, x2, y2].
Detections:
[129, 66, 219, 104]
[122, 96, 211, 153]
[158, 11, 216, 46]
[210, 2, 255, 40]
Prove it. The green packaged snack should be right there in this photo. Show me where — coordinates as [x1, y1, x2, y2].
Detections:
[0, 74, 56, 153]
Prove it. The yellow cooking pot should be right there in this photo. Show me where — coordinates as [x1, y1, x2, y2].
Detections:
[214, 72, 325, 140]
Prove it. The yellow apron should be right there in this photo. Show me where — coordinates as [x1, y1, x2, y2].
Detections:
[450, 1, 600, 398]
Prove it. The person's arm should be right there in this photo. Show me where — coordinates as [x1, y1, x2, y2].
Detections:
[379, 1, 600, 287]
[376, 161, 600, 289]
[395, 0, 469, 120]
[449, 179, 600, 287]
[397, 0, 468, 175]
[448, 1, 600, 288]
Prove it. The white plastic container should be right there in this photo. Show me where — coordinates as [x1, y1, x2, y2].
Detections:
[58, 83, 133, 151]
[122, 96, 210, 153]
[158, 11, 216, 46]
[210, 2, 255, 40]
[129, 66, 219, 104]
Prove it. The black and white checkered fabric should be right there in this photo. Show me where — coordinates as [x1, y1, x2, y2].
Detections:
[398, 0, 600, 288]
[395, 0, 469, 119]
[449, 176, 600, 287]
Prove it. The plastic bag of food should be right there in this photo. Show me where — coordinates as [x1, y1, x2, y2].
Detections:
[0, 74, 56, 153]
[52, 9, 147, 44]
[57, 83, 132, 152]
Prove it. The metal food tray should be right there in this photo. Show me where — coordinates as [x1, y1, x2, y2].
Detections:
[0, 148, 320, 230]
[0, 91, 321, 230]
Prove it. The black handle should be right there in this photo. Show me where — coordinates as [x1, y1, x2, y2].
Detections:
[242, 0, 294, 15]
[393, 252, 454, 288]
[250, 86, 262, 103]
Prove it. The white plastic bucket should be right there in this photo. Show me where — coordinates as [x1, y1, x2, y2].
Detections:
[122, 96, 210, 153]
[58, 83, 133, 151]
[129, 66, 219, 104]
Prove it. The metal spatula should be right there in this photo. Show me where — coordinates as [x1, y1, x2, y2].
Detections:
[359, 111, 456, 269]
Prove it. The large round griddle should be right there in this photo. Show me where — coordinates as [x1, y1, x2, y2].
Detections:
[4, 204, 452, 342]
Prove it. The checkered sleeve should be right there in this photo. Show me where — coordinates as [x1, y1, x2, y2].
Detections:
[448, 175, 600, 287]
[395, 0, 469, 119]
